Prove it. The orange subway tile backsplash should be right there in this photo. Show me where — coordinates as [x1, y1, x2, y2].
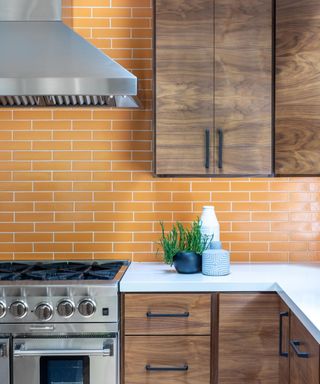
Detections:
[0, 1, 319, 262]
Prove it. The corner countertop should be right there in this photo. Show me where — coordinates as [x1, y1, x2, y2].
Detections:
[120, 262, 320, 343]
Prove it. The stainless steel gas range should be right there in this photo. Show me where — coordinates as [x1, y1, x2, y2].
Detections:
[0, 260, 129, 384]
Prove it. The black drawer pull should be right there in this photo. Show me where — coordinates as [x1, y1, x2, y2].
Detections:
[146, 364, 188, 372]
[290, 340, 309, 358]
[279, 311, 289, 357]
[218, 128, 223, 169]
[205, 129, 210, 169]
[146, 311, 190, 318]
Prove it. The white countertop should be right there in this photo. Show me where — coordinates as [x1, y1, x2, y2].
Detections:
[120, 262, 320, 343]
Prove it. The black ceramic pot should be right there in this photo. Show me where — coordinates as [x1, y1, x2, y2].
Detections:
[173, 251, 202, 274]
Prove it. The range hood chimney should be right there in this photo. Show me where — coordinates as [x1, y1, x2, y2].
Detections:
[0, 0, 140, 108]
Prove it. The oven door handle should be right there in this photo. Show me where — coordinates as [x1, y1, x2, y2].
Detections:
[14, 345, 112, 358]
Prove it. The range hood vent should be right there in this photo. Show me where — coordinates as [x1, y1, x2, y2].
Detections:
[0, 0, 140, 109]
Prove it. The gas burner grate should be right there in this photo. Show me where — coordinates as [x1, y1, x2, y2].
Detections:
[0, 261, 127, 281]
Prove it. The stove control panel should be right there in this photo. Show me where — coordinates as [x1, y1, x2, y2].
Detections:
[0, 293, 117, 323]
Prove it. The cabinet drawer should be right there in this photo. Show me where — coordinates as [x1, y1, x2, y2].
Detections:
[124, 294, 211, 335]
[125, 336, 211, 384]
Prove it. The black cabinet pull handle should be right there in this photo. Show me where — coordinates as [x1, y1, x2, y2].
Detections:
[218, 128, 223, 169]
[146, 364, 188, 372]
[279, 311, 289, 357]
[205, 129, 210, 169]
[146, 311, 189, 318]
[290, 340, 309, 358]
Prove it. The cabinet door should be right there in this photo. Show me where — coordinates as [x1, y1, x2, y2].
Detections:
[215, 0, 272, 175]
[279, 301, 290, 384]
[125, 336, 211, 384]
[276, 0, 320, 175]
[290, 313, 319, 384]
[154, 0, 214, 175]
[218, 293, 279, 384]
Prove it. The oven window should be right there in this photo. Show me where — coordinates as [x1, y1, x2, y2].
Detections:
[40, 356, 89, 384]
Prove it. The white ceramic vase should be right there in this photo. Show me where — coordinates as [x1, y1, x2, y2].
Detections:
[200, 206, 220, 242]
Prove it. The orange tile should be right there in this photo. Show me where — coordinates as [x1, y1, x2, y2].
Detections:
[35, 243, 73, 252]
[212, 192, 250, 201]
[13, 110, 52, 120]
[251, 212, 289, 221]
[34, 182, 72, 191]
[75, 223, 113, 232]
[33, 121, 72, 130]
[55, 213, 93, 222]
[133, 192, 171, 201]
[16, 213, 54, 222]
[231, 242, 269, 252]
[112, 0, 151, 7]
[13, 172, 51, 181]
[172, 192, 211, 202]
[55, 192, 92, 201]
[55, 233, 93, 242]
[0, 202, 33, 212]
[75, 243, 112, 252]
[35, 223, 73, 232]
[14, 151, 51, 161]
[15, 233, 53, 242]
[114, 182, 151, 191]
[251, 253, 289, 262]
[92, 8, 130, 17]
[115, 202, 153, 211]
[53, 172, 91, 181]
[34, 141, 72, 150]
[33, 162, 71, 171]
[75, 202, 113, 211]
[35, 203, 74, 211]
[95, 233, 132, 242]
[94, 212, 133, 223]
[0, 182, 32, 191]
[231, 182, 269, 191]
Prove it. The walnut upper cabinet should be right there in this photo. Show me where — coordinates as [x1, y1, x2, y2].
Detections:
[154, 0, 273, 176]
[276, 0, 320, 175]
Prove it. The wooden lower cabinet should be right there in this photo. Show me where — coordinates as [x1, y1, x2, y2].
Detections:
[218, 293, 280, 384]
[124, 336, 211, 384]
[290, 313, 319, 384]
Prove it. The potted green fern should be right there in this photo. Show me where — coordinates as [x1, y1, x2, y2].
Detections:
[159, 219, 212, 274]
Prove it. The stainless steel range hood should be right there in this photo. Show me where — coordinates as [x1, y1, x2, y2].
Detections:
[0, 0, 140, 108]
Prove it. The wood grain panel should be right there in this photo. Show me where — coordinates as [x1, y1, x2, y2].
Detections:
[279, 300, 290, 384]
[290, 313, 319, 384]
[155, 0, 214, 175]
[218, 293, 280, 384]
[124, 293, 211, 335]
[276, 0, 320, 175]
[215, 0, 272, 176]
[125, 336, 211, 384]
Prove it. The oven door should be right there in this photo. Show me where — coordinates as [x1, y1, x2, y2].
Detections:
[13, 336, 117, 384]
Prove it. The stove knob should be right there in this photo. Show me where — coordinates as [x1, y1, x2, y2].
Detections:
[0, 301, 6, 319]
[78, 299, 96, 317]
[10, 300, 28, 319]
[57, 300, 75, 318]
[35, 303, 53, 321]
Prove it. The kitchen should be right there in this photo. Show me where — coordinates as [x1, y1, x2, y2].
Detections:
[0, 0, 319, 383]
